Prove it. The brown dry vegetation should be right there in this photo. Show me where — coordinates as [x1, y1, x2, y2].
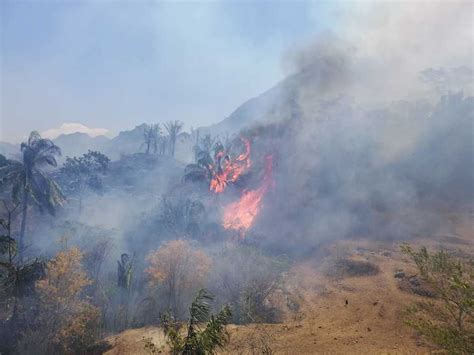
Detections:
[105, 213, 473, 354]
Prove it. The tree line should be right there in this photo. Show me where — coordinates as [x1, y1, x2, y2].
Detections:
[142, 120, 184, 157]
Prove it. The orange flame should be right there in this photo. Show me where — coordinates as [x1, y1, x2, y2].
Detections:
[222, 155, 273, 234]
[209, 138, 251, 193]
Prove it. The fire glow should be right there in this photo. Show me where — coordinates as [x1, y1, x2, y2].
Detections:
[209, 138, 251, 193]
[222, 155, 273, 233]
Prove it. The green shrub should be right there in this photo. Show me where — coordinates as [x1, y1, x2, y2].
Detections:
[401, 245, 473, 354]
[160, 289, 231, 355]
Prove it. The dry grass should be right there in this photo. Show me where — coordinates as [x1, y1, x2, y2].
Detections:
[105, 212, 473, 354]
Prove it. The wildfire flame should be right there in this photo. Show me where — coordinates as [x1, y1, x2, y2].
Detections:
[209, 138, 251, 193]
[222, 155, 273, 234]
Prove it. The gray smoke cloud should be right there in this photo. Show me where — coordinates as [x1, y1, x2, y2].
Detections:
[249, 1, 473, 252]
[14, 1, 474, 259]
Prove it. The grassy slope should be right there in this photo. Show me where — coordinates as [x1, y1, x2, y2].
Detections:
[105, 213, 473, 354]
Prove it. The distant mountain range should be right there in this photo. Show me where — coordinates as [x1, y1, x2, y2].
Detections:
[1, 123, 152, 162]
[0, 76, 292, 162]
[0, 61, 341, 162]
[8, 63, 468, 163]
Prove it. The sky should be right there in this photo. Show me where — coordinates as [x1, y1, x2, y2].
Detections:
[0, 0, 342, 142]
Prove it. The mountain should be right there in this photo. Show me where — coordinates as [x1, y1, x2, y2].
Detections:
[0, 61, 360, 162]
[0, 72, 298, 162]
[103, 123, 148, 159]
[50, 124, 148, 161]
[0, 142, 20, 160]
[53, 132, 110, 160]
[0, 124, 188, 163]
[201, 75, 299, 136]
[199, 60, 344, 136]
[0, 133, 110, 161]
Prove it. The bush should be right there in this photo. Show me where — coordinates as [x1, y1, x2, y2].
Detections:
[16, 247, 101, 354]
[211, 245, 288, 324]
[146, 239, 211, 319]
[401, 245, 473, 354]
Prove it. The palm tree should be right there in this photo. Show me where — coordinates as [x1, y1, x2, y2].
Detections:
[164, 120, 184, 157]
[161, 289, 231, 354]
[0, 131, 65, 261]
[183, 138, 228, 185]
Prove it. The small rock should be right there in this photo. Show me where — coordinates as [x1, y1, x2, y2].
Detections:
[373, 301, 378, 306]
[367, 327, 372, 332]
[394, 270, 405, 279]
[409, 276, 420, 286]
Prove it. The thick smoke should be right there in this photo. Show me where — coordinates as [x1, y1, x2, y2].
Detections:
[2, 4, 472, 352]
[27, 2, 473, 258]
[249, 3, 473, 252]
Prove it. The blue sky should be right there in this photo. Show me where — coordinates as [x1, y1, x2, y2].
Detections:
[1, 0, 341, 141]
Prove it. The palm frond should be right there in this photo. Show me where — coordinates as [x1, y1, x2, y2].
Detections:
[189, 289, 213, 325]
[30, 169, 65, 215]
[27, 131, 42, 146]
[198, 305, 232, 353]
[33, 140, 61, 167]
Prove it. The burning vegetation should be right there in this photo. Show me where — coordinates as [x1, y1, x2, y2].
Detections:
[0, 2, 473, 354]
[184, 134, 276, 237]
[209, 137, 251, 193]
[222, 154, 274, 234]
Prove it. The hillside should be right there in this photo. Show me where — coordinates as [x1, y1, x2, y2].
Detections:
[201, 77, 297, 136]
[103, 212, 473, 354]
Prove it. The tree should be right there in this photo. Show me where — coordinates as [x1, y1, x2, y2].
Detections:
[117, 253, 133, 293]
[59, 150, 110, 210]
[0, 255, 46, 353]
[0, 200, 43, 346]
[159, 197, 206, 239]
[160, 288, 232, 355]
[146, 240, 211, 318]
[16, 247, 101, 354]
[190, 127, 201, 163]
[0, 131, 65, 262]
[163, 121, 184, 157]
[401, 245, 473, 354]
[0, 199, 21, 263]
[158, 135, 168, 155]
[198, 134, 217, 158]
[142, 124, 161, 155]
[183, 135, 225, 184]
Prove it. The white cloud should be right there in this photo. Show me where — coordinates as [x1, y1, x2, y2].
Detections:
[41, 123, 109, 139]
